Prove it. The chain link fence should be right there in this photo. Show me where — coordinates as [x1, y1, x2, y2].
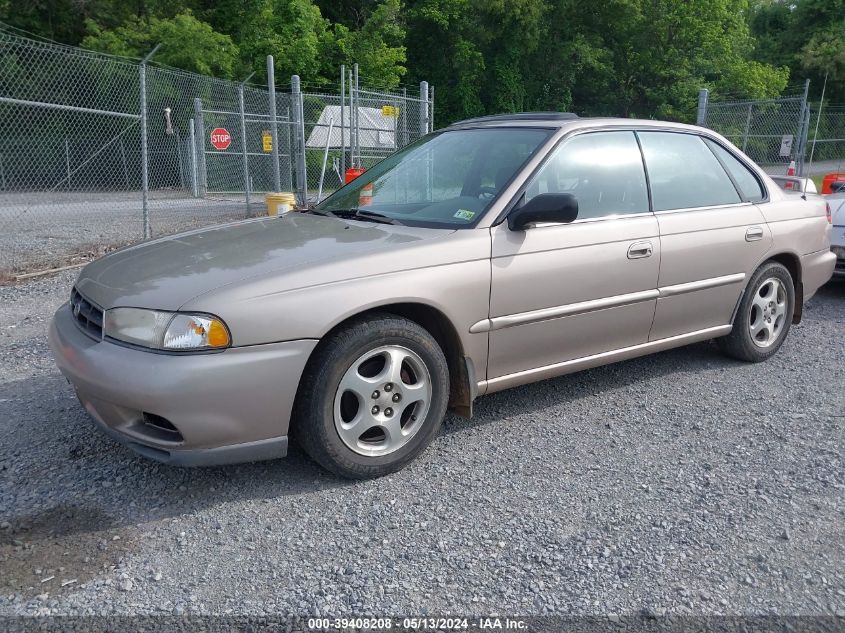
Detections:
[0, 25, 433, 280]
[697, 87, 811, 177]
[807, 105, 845, 180]
[300, 79, 431, 201]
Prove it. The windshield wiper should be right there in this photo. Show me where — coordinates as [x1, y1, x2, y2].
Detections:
[324, 208, 401, 225]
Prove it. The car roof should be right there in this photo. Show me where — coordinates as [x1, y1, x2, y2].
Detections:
[445, 112, 703, 134]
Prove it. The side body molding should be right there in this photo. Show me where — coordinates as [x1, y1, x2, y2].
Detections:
[470, 273, 745, 334]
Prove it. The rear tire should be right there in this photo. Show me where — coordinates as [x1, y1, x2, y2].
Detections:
[292, 313, 449, 479]
[717, 261, 795, 362]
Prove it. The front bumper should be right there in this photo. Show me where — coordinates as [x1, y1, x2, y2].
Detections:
[49, 303, 317, 466]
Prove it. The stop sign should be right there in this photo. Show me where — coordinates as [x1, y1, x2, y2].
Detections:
[210, 127, 231, 150]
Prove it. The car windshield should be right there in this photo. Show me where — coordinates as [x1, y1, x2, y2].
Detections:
[315, 127, 552, 228]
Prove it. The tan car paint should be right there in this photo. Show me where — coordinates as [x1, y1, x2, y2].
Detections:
[486, 215, 660, 378]
[178, 228, 493, 366]
[650, 203, 772, 340]
[75, 213, 455, 313]
[50, 116, 836, 466]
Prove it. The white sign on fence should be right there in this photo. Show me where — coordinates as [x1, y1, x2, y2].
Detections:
[306, 106, 396, 149]
[779, 135, 794, 157]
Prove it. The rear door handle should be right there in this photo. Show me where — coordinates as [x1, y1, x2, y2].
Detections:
[628, 241, 653, 259]
[746, 226, 764, 242]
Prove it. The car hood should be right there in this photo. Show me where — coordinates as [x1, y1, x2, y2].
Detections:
[75, 213, 454, 310]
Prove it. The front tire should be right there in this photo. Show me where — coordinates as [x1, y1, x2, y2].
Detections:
[718, 261, 795, 362]
[293, 313, 450, 479]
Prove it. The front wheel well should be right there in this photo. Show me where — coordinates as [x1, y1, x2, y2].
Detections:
[766, 253, 803, 323]
[309, 303, 474, 418]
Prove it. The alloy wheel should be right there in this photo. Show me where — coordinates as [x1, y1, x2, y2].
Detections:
[333, 345, 432, 457]
[749, 277, 787, 348]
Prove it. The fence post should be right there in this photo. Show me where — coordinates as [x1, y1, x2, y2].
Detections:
[266, 55, 282, 193]
[285, 104, 293, 191]
[402, 87, 408, 146]
[139, 44, 160, 240]
[188, 118, 198, 197]
[238, 82, 252, 216]
[193, 97, 207, 197]
[429, 84, 434, 133]
[353, 64, 360, 168]
[696, 88, 709, 126]
[419, 81, 429, 135]
[742, 102, 753, 153]
[291, 74, 308, 205]
[340, 64, 346, 178]
[808, 71, 829, 170]
[349, 68, 355, 167]
[797, 79, 811, 176]
[393, 93, 400, 151]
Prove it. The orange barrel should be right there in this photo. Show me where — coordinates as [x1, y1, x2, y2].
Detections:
[345, 167, 366, 183]
[822, 173, 845, 194]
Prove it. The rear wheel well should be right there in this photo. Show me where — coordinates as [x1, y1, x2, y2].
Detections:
[767, 253, 802, 323]
[312, 303, 473, 418]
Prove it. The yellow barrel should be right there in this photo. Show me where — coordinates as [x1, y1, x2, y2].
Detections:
[265, 192, 297, 216]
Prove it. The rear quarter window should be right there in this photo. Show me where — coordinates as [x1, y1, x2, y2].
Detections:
[704, 139, 766, 202]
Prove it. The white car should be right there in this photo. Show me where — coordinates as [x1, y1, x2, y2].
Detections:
[831, 193, 845, 277]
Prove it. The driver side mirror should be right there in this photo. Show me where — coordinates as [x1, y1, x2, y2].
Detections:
[507, 193, 579, 231]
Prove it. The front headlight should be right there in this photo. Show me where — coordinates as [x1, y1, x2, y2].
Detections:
[104, 308, 231, 351]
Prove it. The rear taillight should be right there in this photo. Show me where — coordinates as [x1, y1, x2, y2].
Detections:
[826, 202, 832, 224]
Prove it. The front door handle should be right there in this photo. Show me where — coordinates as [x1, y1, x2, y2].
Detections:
[628, 240, 653, 259]
[746, 226, 764, 242]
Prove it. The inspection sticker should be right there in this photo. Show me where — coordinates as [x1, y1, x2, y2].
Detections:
[454, 209, 475, 220]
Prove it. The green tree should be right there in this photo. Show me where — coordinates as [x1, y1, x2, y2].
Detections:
[232, 0, 333, 84]
[314, 0, 382, 29]
[617, 0, 788, 118]
[82, 10, 240, 78]
[1, 0, 814, 124]
[800, 22, 845, 85]
[405, 0, 546, 124]
[334, 0, 407, 88]
[750, 0, 845, 101]
[406, 0, 787, 124]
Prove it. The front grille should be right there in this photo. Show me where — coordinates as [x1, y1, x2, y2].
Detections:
[70, 287, 104, 340]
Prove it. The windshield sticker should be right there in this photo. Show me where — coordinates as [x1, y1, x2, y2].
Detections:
[454, 209, 475, 221]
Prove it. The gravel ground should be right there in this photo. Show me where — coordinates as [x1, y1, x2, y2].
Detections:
[0, 271, 843, 618]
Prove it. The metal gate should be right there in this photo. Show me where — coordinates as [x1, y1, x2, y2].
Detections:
[195, 96, 294, 203]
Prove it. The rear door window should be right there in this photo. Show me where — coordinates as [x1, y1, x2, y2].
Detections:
[703, 139, 766, 202]
[638, 132, 741, 211]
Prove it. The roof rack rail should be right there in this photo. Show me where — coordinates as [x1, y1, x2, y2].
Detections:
[450, 112, 579, 125]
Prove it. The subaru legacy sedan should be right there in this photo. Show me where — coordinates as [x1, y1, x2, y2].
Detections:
[49, 113, 836, 478]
